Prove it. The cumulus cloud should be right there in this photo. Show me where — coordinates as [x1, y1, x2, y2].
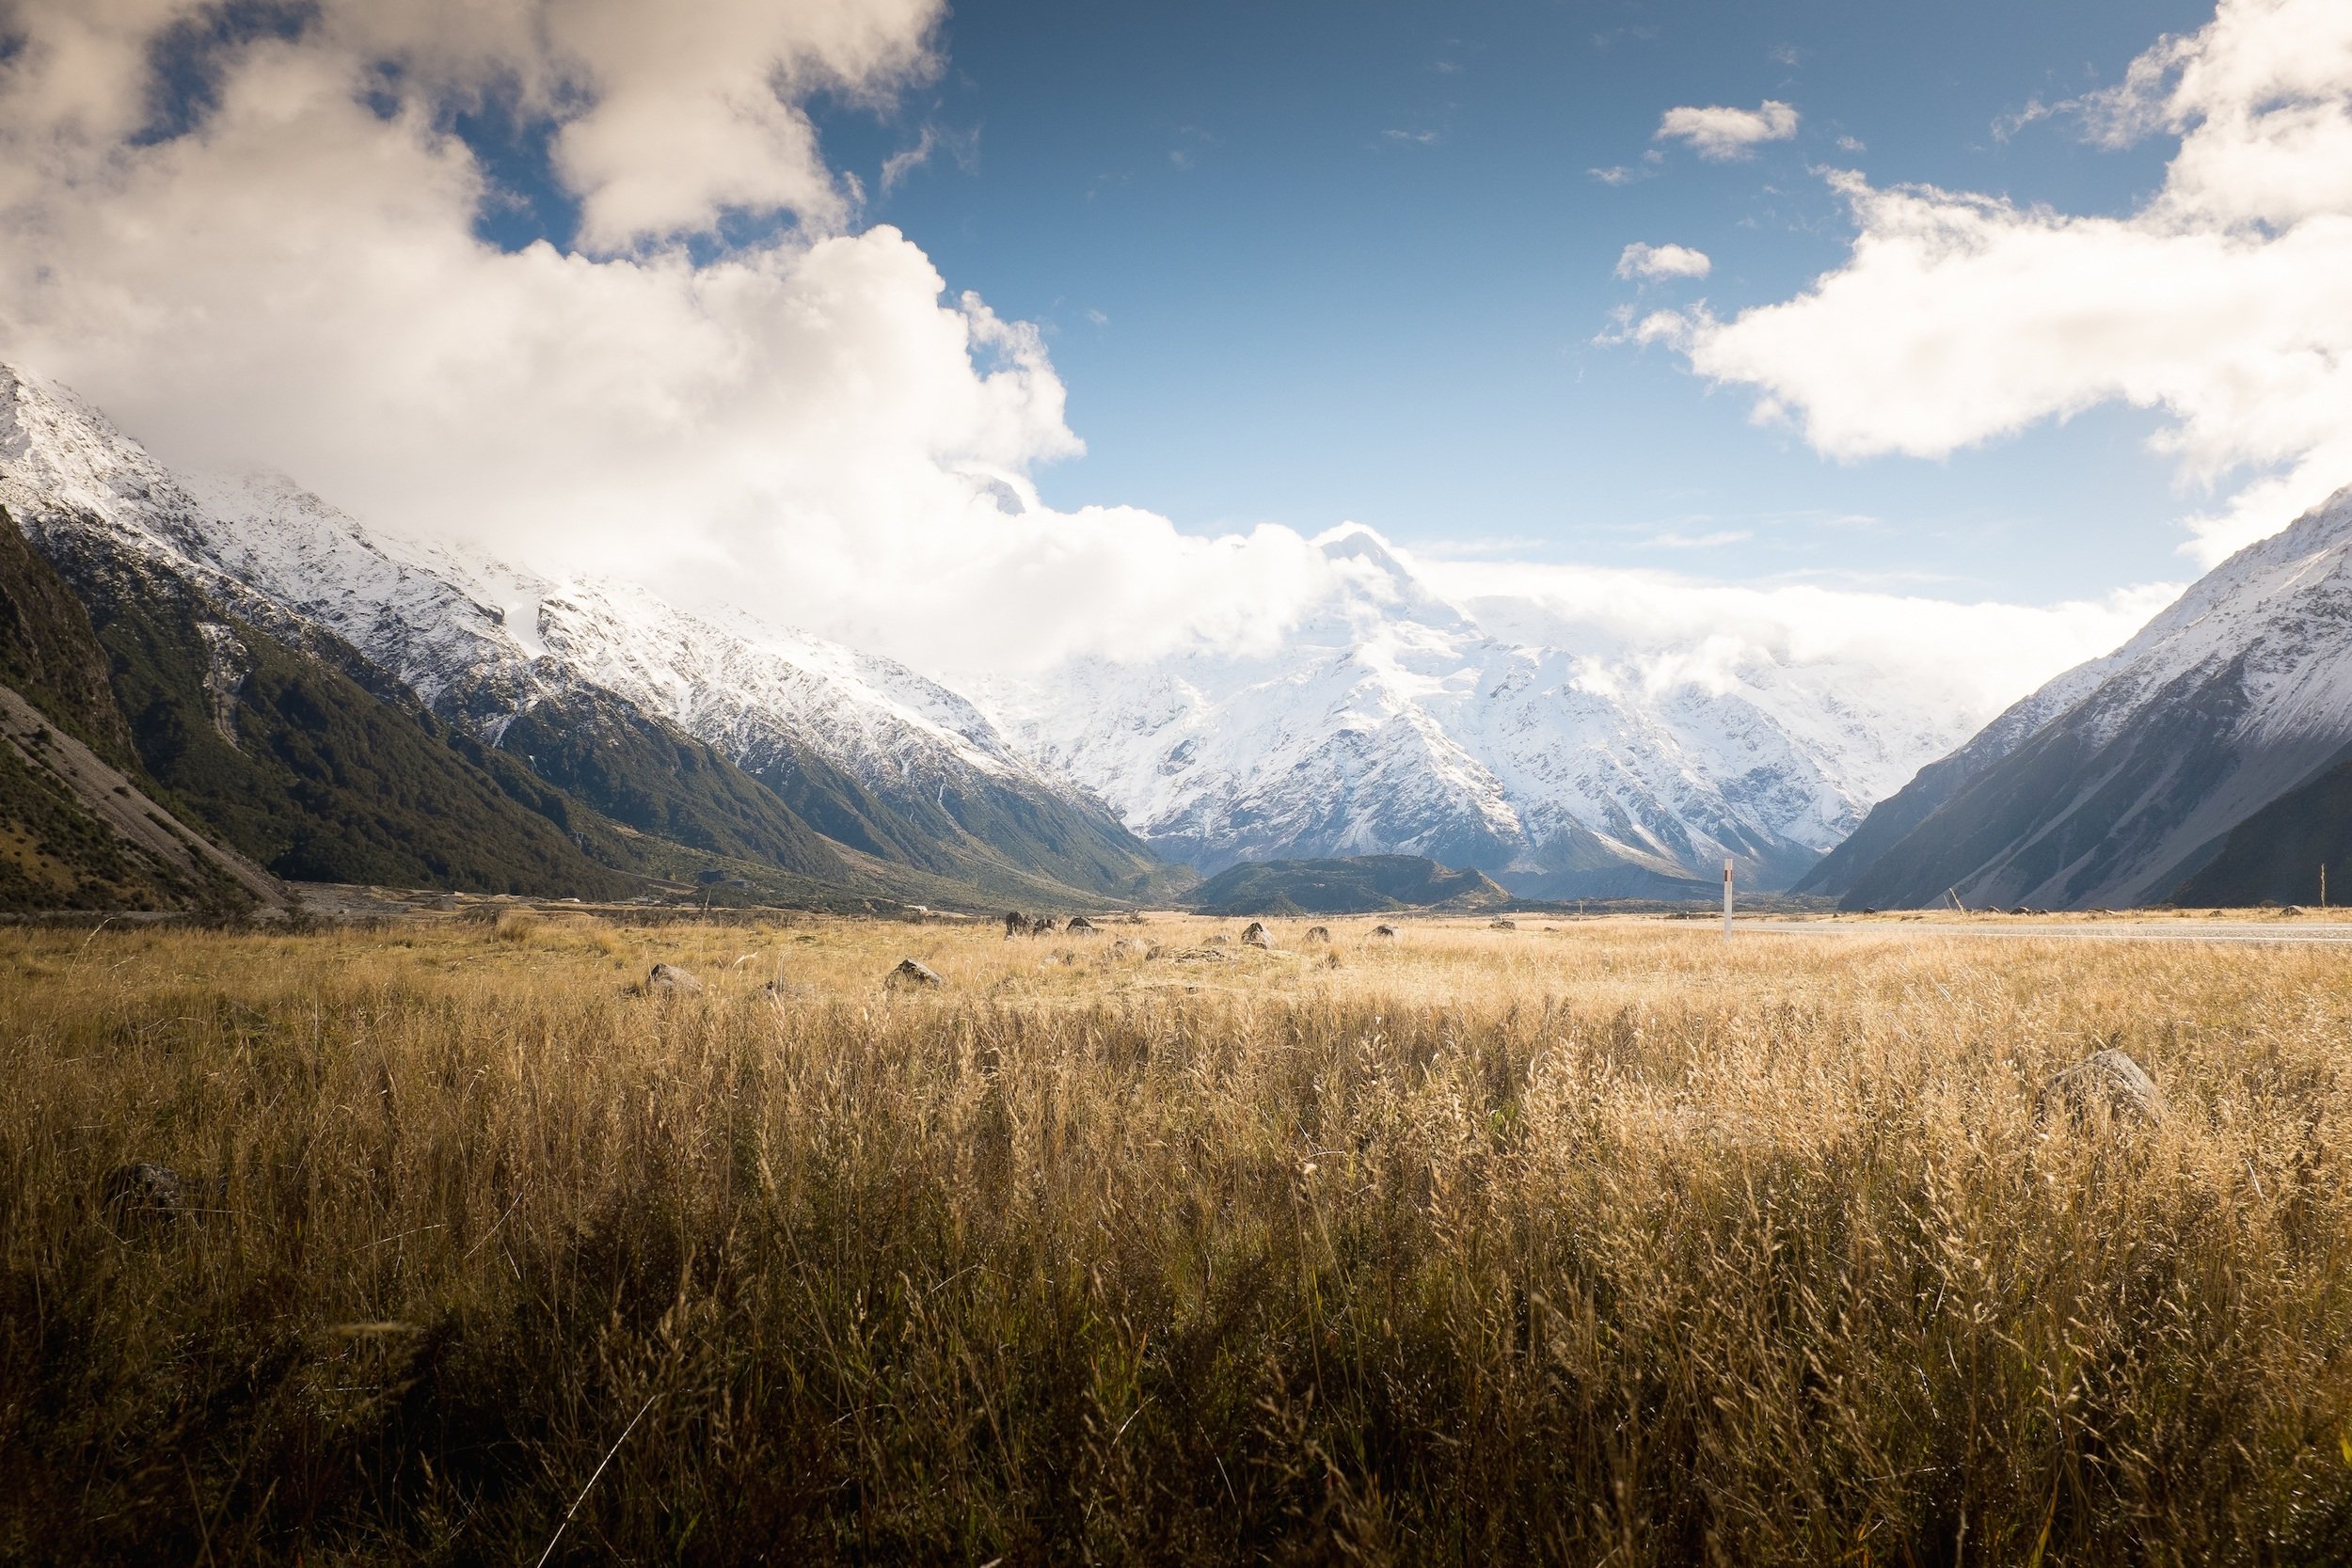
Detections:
[0, 0, 1339, 673]
[1655, 100, 1799, 160]
[1633, 0, 2352, 563]
[1614, 242, 1712, 280]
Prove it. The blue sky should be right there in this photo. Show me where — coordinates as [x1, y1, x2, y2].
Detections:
[776, 0, 2217, 600]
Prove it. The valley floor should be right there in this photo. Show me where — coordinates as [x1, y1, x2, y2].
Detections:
[3, 915, 2348, 1562]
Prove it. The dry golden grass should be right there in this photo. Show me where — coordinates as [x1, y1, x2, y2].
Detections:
[2, 912, 2349, 1564]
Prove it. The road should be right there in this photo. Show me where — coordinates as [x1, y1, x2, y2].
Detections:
[1734, 919, 2352, 946]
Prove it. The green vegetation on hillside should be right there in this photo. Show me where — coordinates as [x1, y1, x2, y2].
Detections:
[0, 742, 200, 911]
[739, 737, 1184, 902]
[57, 550, 631, 897]
[1185, 853, 1509, 914]
[0, 507, 137, 769]
[499, 691, 846, 880]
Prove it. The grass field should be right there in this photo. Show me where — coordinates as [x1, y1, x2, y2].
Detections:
[3, 911, 2349, 1564]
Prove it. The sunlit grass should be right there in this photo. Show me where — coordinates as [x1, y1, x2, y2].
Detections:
[2, 913, 2347, 1562]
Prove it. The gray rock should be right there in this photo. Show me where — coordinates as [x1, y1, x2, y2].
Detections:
[1066, 916, 1098, 933]
[103, 1161, 188, 1221]
[889, 958, 944, 988]
[2041, 1048, 2161, 1126]
[647, 963, 702, 993]
[1029, 915, 1059, 935]
[1004, 910, 1026, 938]
[1303, 926, 1331, 942]
[1489, 917, 1518, 930]
[1371, 923, 1399, 939]
[1241, 921, 1271, 948]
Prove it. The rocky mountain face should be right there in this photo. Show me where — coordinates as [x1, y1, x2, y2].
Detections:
[1814, 487, 2352, 910]
[0, 364, 1168, 908]
[984, 528, 1986, 897]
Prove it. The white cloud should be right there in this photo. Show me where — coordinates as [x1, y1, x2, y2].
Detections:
[1614, 242, 1712, 281]
[880, 126, 937, 193]
[1655, 100, 1799, 160]
[1633, 0, 2352, 564]
[0, 0, 1341, 675]
[1424, 559, 2181, 720]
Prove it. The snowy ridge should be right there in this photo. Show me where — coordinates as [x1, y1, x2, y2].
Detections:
[2060, 488, 2352, 754]
[2, 365, 1120, 853]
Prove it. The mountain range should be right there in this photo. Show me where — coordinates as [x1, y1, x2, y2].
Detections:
[18, 359, 2352, 916]
[1, 365, 1168, 912]
[2, 362, 2017, 912]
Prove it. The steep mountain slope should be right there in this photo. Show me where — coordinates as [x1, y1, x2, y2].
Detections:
[1825, 487, 2352, 910]
[1, 506, 280, 912]
[40, 524, 635, 895]
[986, 529, 1989, 897]
[174, 462, 1173, 902]
[1184, 855, 1509, 916]
[1792, 655, 2121, 897]
[2169, 745, 2352, 908]
[0, 503, 138, 768]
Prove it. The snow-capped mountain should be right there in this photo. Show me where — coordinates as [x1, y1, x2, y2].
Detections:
[1818, 485, 2352, 910]
[0, 365, 1165, 901]
[984, 527, 1994, 895]
[6, 359, 2040, 901]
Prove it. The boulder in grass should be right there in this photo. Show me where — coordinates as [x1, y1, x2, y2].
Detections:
[1304, 926, 1331, 943]
[1241, 921, 1271, 948]
[2040, 1048, 2161, 1127]
[1030, 915, 1060, 936]
[889, 958, 943, 989]
[103, 1161, 188, 1223]
[1067, 916, 1098, 933]
[647, 963, 702, 993]
[1490, 917, 1518, 930]
[1370, 923, 1399, 939]
[1004, 911, 1026, 938]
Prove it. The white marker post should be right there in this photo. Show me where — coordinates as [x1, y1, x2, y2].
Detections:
[1723, 856, 1734, 941]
